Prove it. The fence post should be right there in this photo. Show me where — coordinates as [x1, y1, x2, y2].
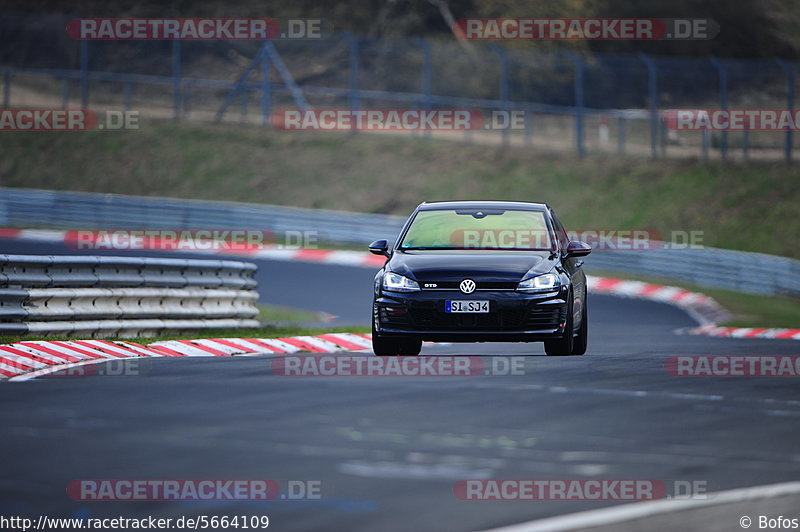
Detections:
[342, 32, 360, 134]
[563, 51, 585, 158]
[709, 56, 728, 160]
[638, 53, 658, 160]
[261, 42, 271, 126]
[618, 115, 625, 155]
[491, 45, 510, 146]
[775, 58, 795, 164]
[80, 40, 89, 108]
[413, 37, 432, 139]
[172, 40, 181, 120]
[343, 33, 359, 110]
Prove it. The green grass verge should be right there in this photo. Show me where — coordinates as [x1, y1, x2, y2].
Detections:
[1, 119, 798, 258]
[255, 303, 324, 323]
[589, 269, 800, 329]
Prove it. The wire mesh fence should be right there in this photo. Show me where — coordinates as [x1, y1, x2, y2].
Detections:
[1, 14, 797, 161]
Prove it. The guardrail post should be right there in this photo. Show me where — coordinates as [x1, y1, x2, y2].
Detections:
[775, 58, 795, 164]
[261, 42, 271, 126]
[413, 37, 432, 139]
[709, 57, 728, 160]
[80, 39, 89, 108]
[638, 53, 658, 159]
[172, 40, 182, 120]
[563, 51, 585, 158]
[491, 45, 510, 147]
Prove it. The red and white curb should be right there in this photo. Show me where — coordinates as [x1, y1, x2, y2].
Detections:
[0, 333, 373, 381]
[586, 277, 800, 341]
[682, 324, 800, 341]
[586, 276, 731, 326]
[2, 229, 797, 342]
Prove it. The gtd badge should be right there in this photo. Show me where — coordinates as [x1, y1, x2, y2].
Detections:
[459, 279, 476, 294]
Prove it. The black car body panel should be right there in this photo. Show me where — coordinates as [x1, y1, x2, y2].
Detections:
[371, 201, 589, 344]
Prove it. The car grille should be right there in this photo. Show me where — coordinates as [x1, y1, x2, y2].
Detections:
[406, 304, 565, 331]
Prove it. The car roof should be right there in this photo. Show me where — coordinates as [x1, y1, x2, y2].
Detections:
[416, 200, 550, 211]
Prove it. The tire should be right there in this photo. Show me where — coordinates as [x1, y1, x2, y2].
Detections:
[372, 336, 422, 356]
[570, 300, 588, 356]
[372, 320, 422, 356]
[544, 298, 574, 356]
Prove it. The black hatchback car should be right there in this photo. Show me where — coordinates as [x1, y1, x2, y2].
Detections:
[369, 201, 591, 356]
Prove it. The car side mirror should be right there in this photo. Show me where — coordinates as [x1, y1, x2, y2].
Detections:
[565, 240, 592, 258]
[369, 239, 391, 257]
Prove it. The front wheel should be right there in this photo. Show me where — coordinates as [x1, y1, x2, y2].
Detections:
[372, 336, 422, 356]
[372, 322, 422, 356]
[544, 299, 574, 356]
[570, 300, 588, 356]
[544, 299, 587, 356]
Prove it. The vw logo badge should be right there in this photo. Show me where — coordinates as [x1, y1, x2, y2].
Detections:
[459, 279, 476, 294]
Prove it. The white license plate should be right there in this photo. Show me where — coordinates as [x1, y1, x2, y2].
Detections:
[446, 300, 490, 313]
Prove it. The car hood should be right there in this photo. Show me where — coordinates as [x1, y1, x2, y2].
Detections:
[388, 250, 556, 283]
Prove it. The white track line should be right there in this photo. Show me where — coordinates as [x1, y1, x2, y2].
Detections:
[480, 481, 800, 532]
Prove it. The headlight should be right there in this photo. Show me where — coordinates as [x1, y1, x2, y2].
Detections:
[517, 272, 560, 292]
[383, 272, 420, 292]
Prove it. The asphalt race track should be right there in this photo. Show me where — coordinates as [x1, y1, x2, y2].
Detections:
[1, 240, 799, 531]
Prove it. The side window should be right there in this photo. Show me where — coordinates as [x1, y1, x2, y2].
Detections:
[550, 210, 570, 250]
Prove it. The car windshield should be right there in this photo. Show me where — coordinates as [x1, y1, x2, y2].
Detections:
[399, 208, 553, 251]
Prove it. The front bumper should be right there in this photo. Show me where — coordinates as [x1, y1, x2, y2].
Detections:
[373, 288, 569, 342]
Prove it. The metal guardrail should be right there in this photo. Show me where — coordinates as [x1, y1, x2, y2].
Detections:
[586, 248, 800, 298]
[0, 187, 405, 247]
[0, 253, 260, 337]
[1, 187, 798, 299]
